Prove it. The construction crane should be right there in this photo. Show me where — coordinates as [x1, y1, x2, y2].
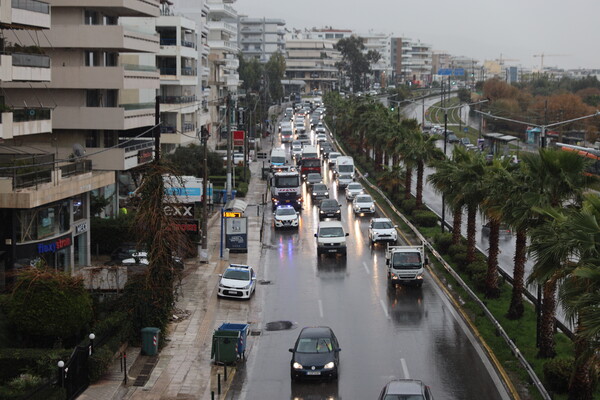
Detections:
[533, 53, 568, 71]
[496, 53, 519, 66]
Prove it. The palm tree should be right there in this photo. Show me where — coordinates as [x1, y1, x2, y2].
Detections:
[528, 195, 600, 399]
[411, 133, 443, 208]
[397, 119, 421, 201]
[523, 148, 590, 358]
[428, 158, 464, 245]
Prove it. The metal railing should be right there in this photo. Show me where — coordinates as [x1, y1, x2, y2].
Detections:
[120, 102, 154, 111]
[160, 125, 176, 133]
[160, 38, 177, 46]
[119, 139, 154, 152]
[158, 95, 196, 104]
[0, 154, 54, 189]
[182, 122, 195, 132]
[12, 107, 51, 122]
[11, 0, 50, 14]
[12, 53, 50, 68]
[123, 63, 157, 72]
[181, 67, 197, 76]
[60, 160, 92, 178]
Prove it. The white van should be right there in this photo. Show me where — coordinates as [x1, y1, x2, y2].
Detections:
[335, 156, 355, 178]
[269, 148, 287, 168]
[300, 145, 319, 161]
[315, 220, 349, 256]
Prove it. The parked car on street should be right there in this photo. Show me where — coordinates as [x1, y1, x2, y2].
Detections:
[217, 264, 256, 299]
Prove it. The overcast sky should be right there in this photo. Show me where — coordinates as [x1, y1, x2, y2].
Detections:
[235, 0, 599, 70]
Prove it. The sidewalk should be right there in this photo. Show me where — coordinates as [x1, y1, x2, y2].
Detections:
[79, 154, 268, 400]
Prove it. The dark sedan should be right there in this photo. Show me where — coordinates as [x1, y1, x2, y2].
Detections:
[318, 199, 341, 220]
[289, 326, 341, 381]
[311, 183, 329, 201]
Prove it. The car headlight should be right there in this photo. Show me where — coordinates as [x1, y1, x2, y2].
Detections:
[324, 361, 335, 370]
[319, 210, 325, 214]
[416, 273, 424, 280]
[243, 282, 253, 289]
[391, 274, 399, 280]
[293, 362, 303, 370]
[324, 192, 329, 196]
[335, 209, 341, 213]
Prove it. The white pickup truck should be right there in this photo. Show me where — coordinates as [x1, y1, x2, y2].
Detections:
[385, 244, 428, 288]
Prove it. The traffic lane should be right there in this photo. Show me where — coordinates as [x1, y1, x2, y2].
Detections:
[241, 193, 508, 400]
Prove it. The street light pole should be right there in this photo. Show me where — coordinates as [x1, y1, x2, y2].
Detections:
[225, 91, 232, 200]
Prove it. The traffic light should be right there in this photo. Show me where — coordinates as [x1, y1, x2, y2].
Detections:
[390, 105, 395, 111]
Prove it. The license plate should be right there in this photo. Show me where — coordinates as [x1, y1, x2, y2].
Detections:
[328, 249, 337, 253]
[225, 290, 239, 295]
[306, 371, 321, 375]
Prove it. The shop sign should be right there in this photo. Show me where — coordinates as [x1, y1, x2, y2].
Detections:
[37, 237, 72, 254]
[75, 222, 88, 234]
[163, 204, 195, 218]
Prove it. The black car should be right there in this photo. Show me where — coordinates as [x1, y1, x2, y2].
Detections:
[319, 143, 334, 158]
[109, 243, 141, 264]
[311, 183, 329, 200]
[318, 199, 341, 220]
[289, 326, 341, 381]
[378, 379, 434, 399]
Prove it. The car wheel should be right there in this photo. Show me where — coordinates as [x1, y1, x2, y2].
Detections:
[417, 281, 423, 288]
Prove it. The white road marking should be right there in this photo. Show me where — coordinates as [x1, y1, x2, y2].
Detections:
[318, 299, 324, 318]
[380, 299, 390, 319]
[362, 261, 370, 274]
[401, 358, 410, 379]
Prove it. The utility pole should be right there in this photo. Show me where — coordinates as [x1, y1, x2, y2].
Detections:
[225, 91, 232, 199]
[154, 95, 161, 163]
[200, 126, 209, 257]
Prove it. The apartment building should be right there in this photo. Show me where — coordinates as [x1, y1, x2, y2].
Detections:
[284, 39, 341, 94]
[238, 17, 285, 62]
[0, 0, 161, 279]
[391, 38, 433, 86]
[357, 31, 392, 87]
[155, 3, 201, 152]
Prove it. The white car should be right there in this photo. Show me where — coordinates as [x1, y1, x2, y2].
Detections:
[353, 194, 375, 215]
[217, 264, 256, 299]
[368, 218, 397, 245]
[336, 174, 353, 189]
[273, 205, 300, 229]
[315, 133, 327, 143]
[345, 182, 364, 200]
[315, 126, 327, 134]
[328, 152, 341, 167]
[291, 141, 302, 158]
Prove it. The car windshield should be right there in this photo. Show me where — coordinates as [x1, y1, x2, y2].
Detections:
[373, 221, 393, 229]
[339, 174, 352, 180]
[383, 395, 424, 400]
[313, 184, 327, 191]
[330, 154, 340, 159]
[356, 196, 372, 203]
[320, 200, 338, 208]
[348, 183, 362, 190]
[271, 156, 286, 164]
[274, 176, 300, 188]
[392, 253, 421, 268]
[276, 208, 296, 216]
[223, 269, 250, 280]
[338, 165, 353, 173]
[303, 159, 321, 167]
[296, 337, 333, 353]
[319, 227, 344, 237]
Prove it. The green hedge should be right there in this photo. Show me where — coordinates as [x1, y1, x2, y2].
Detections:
[91, 214, 135, 254]
[543, 357, 574, 394]
[401, 199, 416, 214]
[412, 210, 439, 227]
[433, 233, 453, 254]
[0, 348, 71, 383]
[236, 182, 248, 197]
[0, 381, 65, 400]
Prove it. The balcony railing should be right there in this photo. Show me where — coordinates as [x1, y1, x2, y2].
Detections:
[60, 160, 92, 178]
[122, 64, 158, 72]
[119, 102, 155, 111]
[11, 0, 50, 14]
[12, 53, 50, 68]
[161, 125, 176, 133]
[181, 67, 197, 76]
[158, 95, 197, 104]
[160, 38, 177, 45]
[181, 40, 196, 49]
[12, 108, 51, 122]
[118, 139, 154, 152]
[182, 122, 195, 132]
[0, 153, 53, 190]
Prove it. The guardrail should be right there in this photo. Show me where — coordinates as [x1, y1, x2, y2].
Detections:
[328, 122, 552, 400]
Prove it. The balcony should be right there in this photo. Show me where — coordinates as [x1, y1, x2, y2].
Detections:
[49, 0, 160, 17]
[208, 40, 238, 53]
[87, 139, 155, 171]
[2, 52, 51, 82]
[52, 104, 154, 131]
[10, 0, 50, 29]
[159, 66, 197, 77]
[0, 154, 114, 209]
[1, 108, 52, 140]
[208, 3, 236, 19]
[49, 65, 159, 90]
[241, 37, 263, 44]
[158, 95, 197, 104]
[44, 25, 159, 53]
[209, 21, 237, 36]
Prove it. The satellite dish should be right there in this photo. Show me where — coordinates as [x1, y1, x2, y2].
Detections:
[72, 143, 86, 158]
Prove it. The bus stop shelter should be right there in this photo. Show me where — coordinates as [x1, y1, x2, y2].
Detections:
[483, 133, 519, 157]
[222, 199, 248, 254]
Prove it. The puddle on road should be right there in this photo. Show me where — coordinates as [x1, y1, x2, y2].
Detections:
[265, 321, 296, 331]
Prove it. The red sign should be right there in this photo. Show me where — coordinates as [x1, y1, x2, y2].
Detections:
[233, 130, 245, 147]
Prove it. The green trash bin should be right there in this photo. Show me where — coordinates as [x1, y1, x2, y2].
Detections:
[211, 330, 240, 364]
[141, 327, 160, 356]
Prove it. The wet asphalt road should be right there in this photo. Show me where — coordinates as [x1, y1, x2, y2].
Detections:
[233, 138, 510, 400]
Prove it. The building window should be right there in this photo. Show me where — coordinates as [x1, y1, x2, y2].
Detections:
[16, 202, 70, 242]
[73, 194, 87, 221]
[104, 52, 118, 67]
[84, 10, 99, 25]
[103, 15, 118, 25]
[85, 130, 98, 147]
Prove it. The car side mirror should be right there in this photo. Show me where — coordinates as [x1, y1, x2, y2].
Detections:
[385, 259, 390, 266]
[252, 276, 256, 280]
[394, 225, 398, 228]
[288, 348, 294, 353]
[218, 274, 223, 277]
[425, 256, 430, 265]
[335, 348, 341, 352]
[345, 233, 349, 237]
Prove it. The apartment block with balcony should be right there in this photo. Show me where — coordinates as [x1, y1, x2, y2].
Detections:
[0, 1, 109, 284]
[391, 38, 432, 86]
[238, 17, 285, 62]
[284, 39, 341, 94]
[207, 0, 239, 96]
[358, 31, 392, 87]
[156, 11, 201, 151]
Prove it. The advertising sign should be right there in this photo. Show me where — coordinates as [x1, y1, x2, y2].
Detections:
[225, 217, 248, 252]
[233, 130, 245, 147]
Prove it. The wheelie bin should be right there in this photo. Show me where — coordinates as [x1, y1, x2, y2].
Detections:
[217, 323, 249, 358]
[211, 330, 240, 364]
[141, 327, 160, 356]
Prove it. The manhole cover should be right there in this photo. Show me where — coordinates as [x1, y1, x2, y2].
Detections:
[259, 280, 272, 285]
[265, 321, 294, 331]
[250, 330, 261, 336]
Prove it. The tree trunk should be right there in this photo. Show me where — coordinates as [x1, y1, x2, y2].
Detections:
[416, 162, 424, 208]
[538, 277, 557, 358]
[404, 166, 412, 200]
[485, 218, 500, 298]
[451, 204, 462, 245]
[466, 205, 477, 263]
[568, 321, 593, 400]
[507, 228, 527, 319]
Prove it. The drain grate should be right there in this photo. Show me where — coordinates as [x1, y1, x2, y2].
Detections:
[249, 330, 261, 336]
[265, 321, 294, 331]
[133, 356, 158, 387]
[259, 280, 272, 285]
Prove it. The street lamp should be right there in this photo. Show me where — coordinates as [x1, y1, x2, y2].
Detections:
[57, 360, 65, 388]
[89, 333, 95, 355]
